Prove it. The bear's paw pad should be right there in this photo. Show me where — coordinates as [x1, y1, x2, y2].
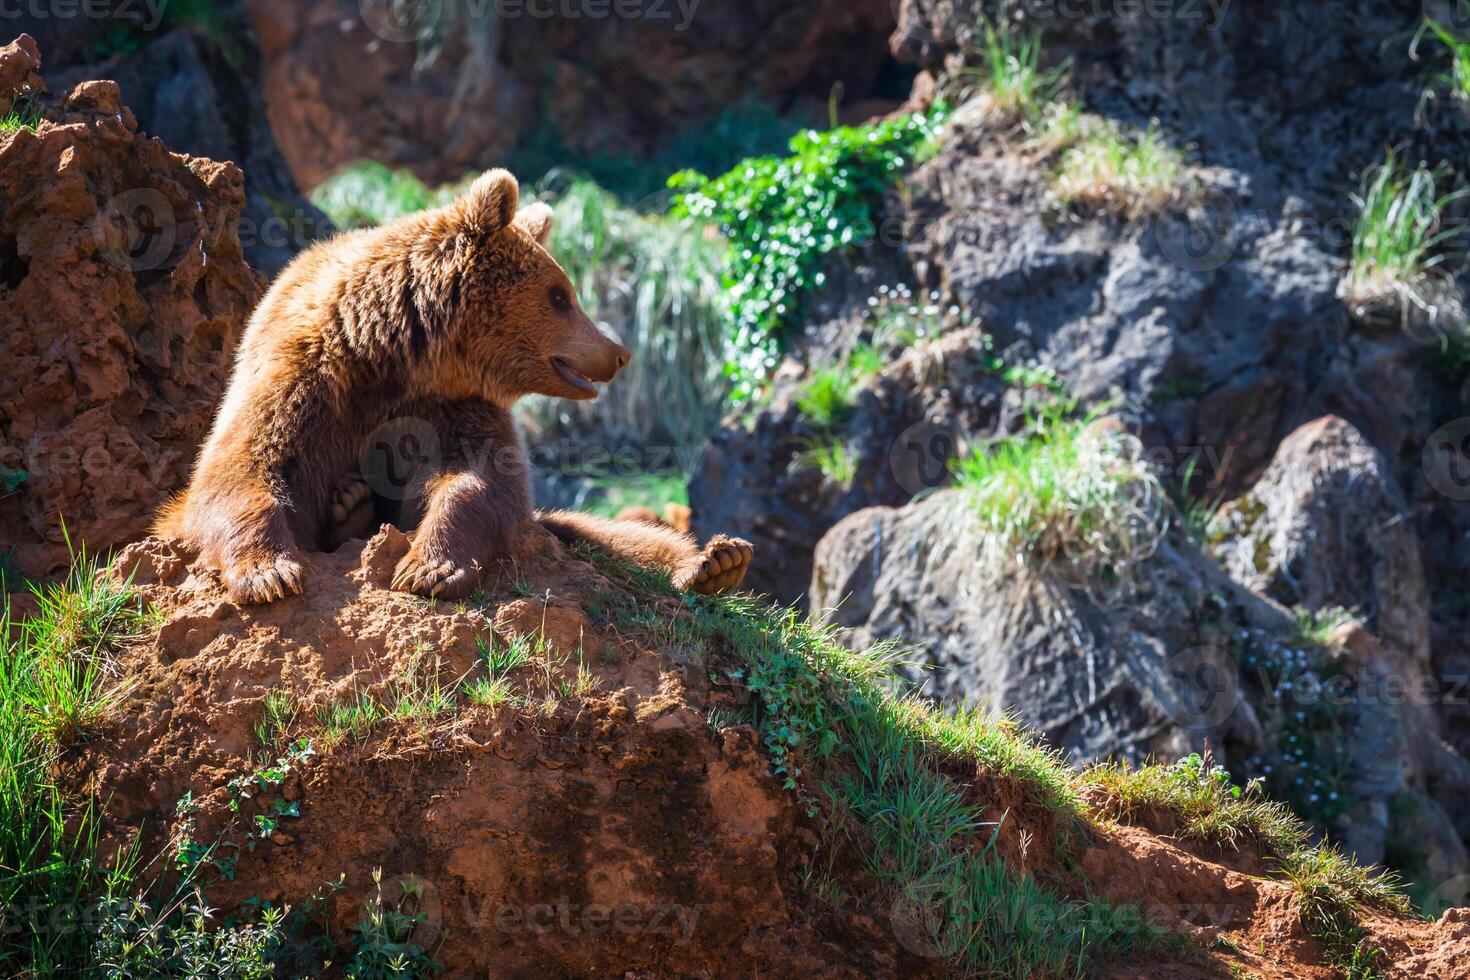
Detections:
[676, 536, 754, 596]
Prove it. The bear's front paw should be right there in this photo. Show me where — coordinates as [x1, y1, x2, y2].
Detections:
[225, 550, 307, 605]
[674, 535, 755, 596]
[390, 548, 477, 600]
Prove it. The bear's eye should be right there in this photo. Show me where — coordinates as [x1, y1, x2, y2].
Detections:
[549, 286, 572, 312]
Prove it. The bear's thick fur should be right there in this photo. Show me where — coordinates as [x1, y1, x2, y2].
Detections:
[158, 169, 752, 603]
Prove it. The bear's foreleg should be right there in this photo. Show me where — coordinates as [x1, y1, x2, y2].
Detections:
[536, 511, 754, 596]
[389, 399, 531, 600]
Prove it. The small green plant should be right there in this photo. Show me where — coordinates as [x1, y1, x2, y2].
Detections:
[1053, 121, 1190, 219]
[479, 634, 533, 678]
[797, 438, 858, 488]
[463, 675, 515, 709]
[953, 405, 1167, 580]
[254, 689, 298, 749]
[389, 653, 457, 728]
[91, 888, 284, 978]
[346, 868, 441, 979]
[1341, 151, 1467, 324]
[13, 545, 151, 747]
[791, 344, 884, 486]
[795, 354, 877, 430]
[672, 105, 949, 396]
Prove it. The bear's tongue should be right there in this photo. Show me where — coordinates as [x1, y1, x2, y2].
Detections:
[552, 357, 598, 395]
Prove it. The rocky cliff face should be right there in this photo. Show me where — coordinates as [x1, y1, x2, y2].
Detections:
[0, 36, 261, 578]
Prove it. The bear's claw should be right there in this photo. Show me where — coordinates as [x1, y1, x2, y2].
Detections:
[225, 551, 306, 605]
[675, 535, 754, 596]
[391, 549, 477, 600]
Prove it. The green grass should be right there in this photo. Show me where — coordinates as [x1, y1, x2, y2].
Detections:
[1084, 754, 1407, 967]
[316, 690, 386, 748]
[794, 346, 882, 430]
[1342, 151, 1466, 319]
[1416, 19, 1470, 112]
[953, 405, 1168, 581]
[791, 344, 885, 487]
[310, 161, 461, 231]
[253, 689, 298, 750]
[0, 551, 283, 975]
[579, 471, 690, 520]
[954, 18, 1071, 123]
[671, 105, 949, 397]
[0, 97, 42, 134]
[1053, 121, 1190, 219]
[578, 545, 1167, 977]
[796, 438, 858, 487]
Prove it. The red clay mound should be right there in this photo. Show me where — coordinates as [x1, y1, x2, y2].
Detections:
[79, 523, 1466, 977]
[0, 35, 262, 578]
[94, 524, 917, 977]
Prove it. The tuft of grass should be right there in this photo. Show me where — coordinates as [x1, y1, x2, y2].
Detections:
[578, 545, 1168, 976]
[953, 405, 1167, 581]
[14, 548, 151, 747]
[1084, 753, 1408, 944]
[1341, 151, 1467, 324]
[1053, 121, 1190, 219]
[797, 438, 857, 488]
[463, 676, 515, 709]
[254, 689, 298, 750]
[1415, 19, 1470, 113]
[961, 18, 1072, 123]
[795, 356, 874, 430]
[0, 96, 42, 134]
[316, 690, 385, 748]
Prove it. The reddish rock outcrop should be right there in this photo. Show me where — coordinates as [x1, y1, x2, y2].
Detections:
[244, 0, 899, 189]
[0, 36, 262, 578]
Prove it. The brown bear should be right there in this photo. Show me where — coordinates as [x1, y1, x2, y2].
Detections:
[157, 168, 753, 604]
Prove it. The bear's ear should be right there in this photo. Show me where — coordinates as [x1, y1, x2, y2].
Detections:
[446, 168, 520, 240]
[515, 202, 555, 245]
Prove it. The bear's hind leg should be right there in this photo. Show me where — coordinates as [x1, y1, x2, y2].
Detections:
[537, 510, 755, 596]
[325, 472, 377, 550]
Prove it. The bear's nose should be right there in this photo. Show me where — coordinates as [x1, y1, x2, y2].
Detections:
[613, 346, 631, 370]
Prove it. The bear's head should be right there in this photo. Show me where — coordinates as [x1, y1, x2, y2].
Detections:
[419, 169, 632, 404]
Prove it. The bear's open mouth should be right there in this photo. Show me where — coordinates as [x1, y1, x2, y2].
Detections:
[551, 357, 599, 396]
